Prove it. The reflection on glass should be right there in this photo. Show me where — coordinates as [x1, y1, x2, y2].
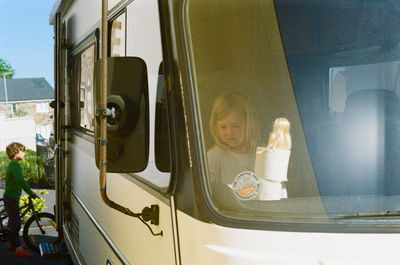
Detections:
[313, 61, 400, 197]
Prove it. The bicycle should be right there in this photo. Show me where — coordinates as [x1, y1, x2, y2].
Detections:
[0, 196, 58, 252]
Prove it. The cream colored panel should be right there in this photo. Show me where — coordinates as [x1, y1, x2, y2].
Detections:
[177, 210, 400, 265]
[70, 136, 175, 264]
[70, 197, 124, 265]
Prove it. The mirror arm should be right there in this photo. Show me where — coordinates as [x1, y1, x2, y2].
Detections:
[99, 0, 162, 237]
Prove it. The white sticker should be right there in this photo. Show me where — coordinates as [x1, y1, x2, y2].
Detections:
[233, 171, 260, 200]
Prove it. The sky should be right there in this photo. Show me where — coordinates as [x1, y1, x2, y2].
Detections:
[0, 1, 55, 88]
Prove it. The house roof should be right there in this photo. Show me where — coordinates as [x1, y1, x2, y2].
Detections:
[0, 78, 54, 102]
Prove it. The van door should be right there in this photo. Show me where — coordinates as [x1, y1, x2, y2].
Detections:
[62, 0, 176, 264]
[102, 1, 176, 263]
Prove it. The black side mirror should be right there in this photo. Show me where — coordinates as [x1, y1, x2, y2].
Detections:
[94, 57, 149, 172]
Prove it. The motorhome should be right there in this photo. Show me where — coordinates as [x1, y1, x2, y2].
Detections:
[49, 0, 400, 264]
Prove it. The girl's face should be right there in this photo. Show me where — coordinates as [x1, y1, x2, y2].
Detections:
[14, 150, 25, 161]
[217, 111, 247, 152]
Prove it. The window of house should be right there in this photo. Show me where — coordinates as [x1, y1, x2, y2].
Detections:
[11, 103, 17, 114]
[36, 102, 49, 113]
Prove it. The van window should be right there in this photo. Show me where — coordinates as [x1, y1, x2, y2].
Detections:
[123, 0, 171, 191]
[155, 63, 171, 172]
[70, 31, 98, 133]
[110, 12, 126, 57]
[79, 45, 95, 131]
[185, 0, 400, 225]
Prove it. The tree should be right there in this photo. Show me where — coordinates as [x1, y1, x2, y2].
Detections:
[0, 59, 16, 78]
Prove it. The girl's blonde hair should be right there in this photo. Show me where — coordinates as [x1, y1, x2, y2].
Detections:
[210, 92, 259, 151]
[267, 117, 292, 150]
[6, 142, 26, 160]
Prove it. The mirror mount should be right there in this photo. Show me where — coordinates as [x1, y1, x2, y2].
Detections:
[96, 106, 115, 119]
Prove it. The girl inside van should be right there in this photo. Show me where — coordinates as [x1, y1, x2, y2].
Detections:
[207, 91, 260, 185]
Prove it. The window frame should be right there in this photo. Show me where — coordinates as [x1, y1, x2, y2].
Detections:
[106, 0, 176, 195]
[181, 0, 400, 233]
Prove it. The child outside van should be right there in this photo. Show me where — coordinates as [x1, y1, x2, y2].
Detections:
[3, 142, 38, 258]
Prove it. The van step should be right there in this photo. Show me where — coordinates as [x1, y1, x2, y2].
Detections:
[39, 242, 68, 260]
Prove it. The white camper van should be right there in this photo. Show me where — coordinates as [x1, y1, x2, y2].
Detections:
[49, 0, 400, 264]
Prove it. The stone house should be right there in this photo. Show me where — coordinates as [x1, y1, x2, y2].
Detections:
[0, 78, 54, 139]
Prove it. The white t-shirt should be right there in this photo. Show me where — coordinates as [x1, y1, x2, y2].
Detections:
[207, 145, 256, 184]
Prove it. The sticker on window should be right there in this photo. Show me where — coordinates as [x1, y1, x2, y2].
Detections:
[232, 171, 260, 200]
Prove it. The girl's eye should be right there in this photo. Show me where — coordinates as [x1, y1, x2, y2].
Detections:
[217, 123, 227, 128]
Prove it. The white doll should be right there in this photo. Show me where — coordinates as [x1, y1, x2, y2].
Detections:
[255, 117, 291, 200]
[266, 117, 291, 151]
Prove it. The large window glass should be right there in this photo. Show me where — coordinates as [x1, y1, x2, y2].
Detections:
[121, 0, 171, 191]
[186, 0, 400, 224]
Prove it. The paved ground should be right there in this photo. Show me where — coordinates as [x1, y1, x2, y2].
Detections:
[0, 242, 73, 265]
[0, 189, 73, 265]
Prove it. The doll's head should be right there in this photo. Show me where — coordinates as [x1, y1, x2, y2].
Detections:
[267, 117, 291, 150]
[210, 92, 259, 153]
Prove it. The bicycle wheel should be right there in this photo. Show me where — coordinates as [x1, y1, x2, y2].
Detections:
[0, 207, 9, 242]
[23, 212, 58, 251]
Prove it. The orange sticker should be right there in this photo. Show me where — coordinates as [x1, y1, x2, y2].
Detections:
[238, 185, 256, 196]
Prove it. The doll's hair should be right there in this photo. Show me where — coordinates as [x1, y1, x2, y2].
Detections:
[210, 92, 259, 151]
[267, 117, 291, 150]
[6, 142, 26, 160]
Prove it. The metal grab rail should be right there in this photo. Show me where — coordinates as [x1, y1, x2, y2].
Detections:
[97, 0, 162, 236]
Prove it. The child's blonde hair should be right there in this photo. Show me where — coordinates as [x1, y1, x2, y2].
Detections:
[210, 92, 259, 151]
[267, 117, 291, 150]
[6, 142, 26, 160]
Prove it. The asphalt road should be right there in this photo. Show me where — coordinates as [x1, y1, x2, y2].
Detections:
[0, 189, 73, 265]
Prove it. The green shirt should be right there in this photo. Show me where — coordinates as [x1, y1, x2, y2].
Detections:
[4, 160, 34, 201]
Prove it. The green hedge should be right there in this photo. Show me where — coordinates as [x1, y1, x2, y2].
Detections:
[0, 149, 47, 186]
